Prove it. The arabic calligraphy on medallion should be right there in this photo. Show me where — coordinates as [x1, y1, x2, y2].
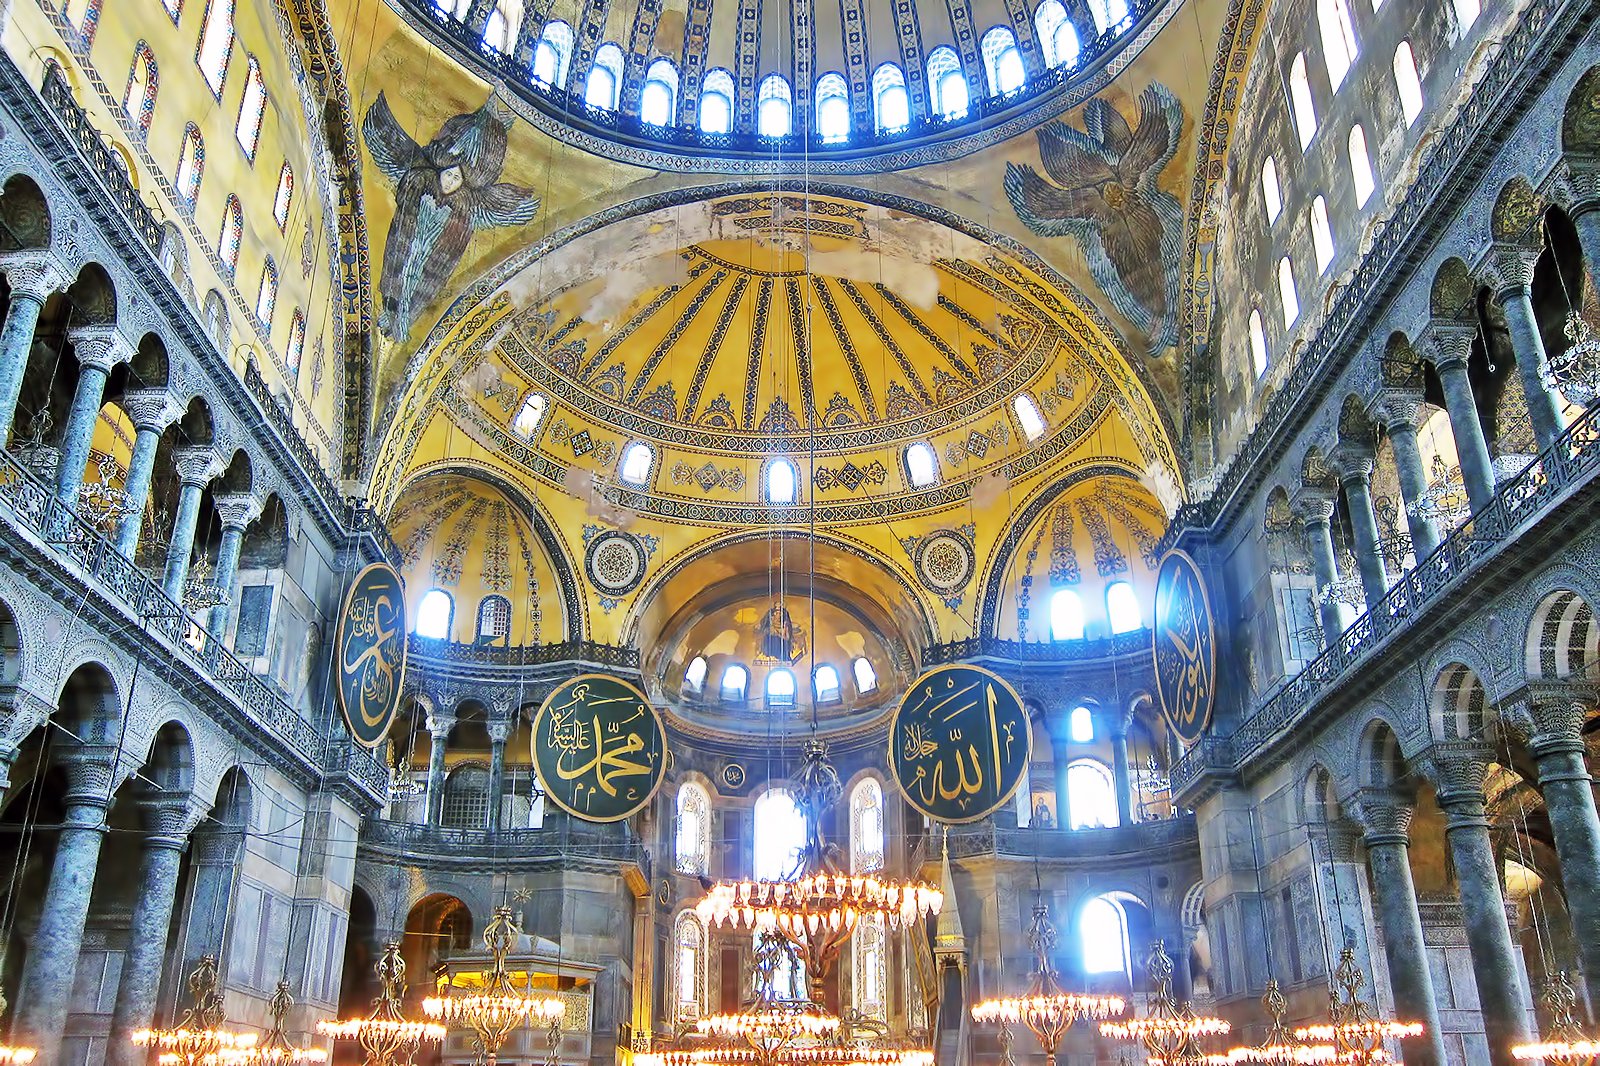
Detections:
[1153, 549, 1216, 745]
[532, 674, 666, 823]
[888, 665, 1031, 824]
[336, 563, 408, 749]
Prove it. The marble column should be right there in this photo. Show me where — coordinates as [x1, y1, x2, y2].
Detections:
[161, 446, 219, 602]
[1566, 164, 1600, 278]
[1337, 458, 1389, 609]
[1296, 494, 1346, 644]
[1423, 323, 1497, 513]
[0, 257, 64, 445]
[426, 713, 454, 825]
[15, 747, 118, 1060]
[114, 389, 179, 557]
[1107, 714, 1134, 827]
[204, 492, 260, 643]
[1485, 243, 1568, 454]
[1354, 790, 1447, 1066]
[1518, 692, 1600, 1011]
[55, 327, 132, 506]
[1429, 745, 1533, 1064]
[1377, 396, 1442, 557]
[1049, 724, 1073, 830]
[486, 718, 510, 833]
[108, 796, 202, 1066]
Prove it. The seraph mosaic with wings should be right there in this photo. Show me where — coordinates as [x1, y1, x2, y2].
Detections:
[363, 92, 541, 340]
[1004, 83, 1184, 355]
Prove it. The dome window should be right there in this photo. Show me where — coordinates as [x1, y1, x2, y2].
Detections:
[904, 442, 939, 488]
[620, 441, 654, 486]
[926, 49, 968, 120]
[1393, 42, 1423, 126]
[721, 663, 749, 702]
[1289, 53, 1317, 149]
[980, 27, 1025, 96]
[765, 457, 798, 504]
[416, 588, 453, 639]
[1013, 393, 1046, 442]
[1035, 1, 1078, 67]
[1249, 310, 1269, 377]
[197, 0, 236, 96]
[872, 64, 909, 134]
[1090, 0, 1129, 31]
[700, 68, 735, 133]
[1348, 124, 1375, 206]
[1278, 257, 1299, 327]
[852, 657, 877, 694]
[477, 595, 511, 644]
[758, 75, 793, 137]
[586, 44, 624, 110]
[1070, 705, 1095, 743]
[532, 21, 573, 86]
[512, 393, 547, 439]
[484, 0, 524, 54]
[815, 73, 850, 142]
[684, 655, 708, 693]
[1261, 155, 1281, 223]
[235, 56, 265, 158]
[814, 664, 841, 703]
[1106, 581, 1141, 633]
[640, 58, 679, 127]
[1050, 588, 1084, 640]
[766, 668, 797, 707]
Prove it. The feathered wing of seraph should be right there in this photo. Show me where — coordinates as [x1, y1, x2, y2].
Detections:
[362, 92, 424, 184]
[1003, 81, 1185, 355]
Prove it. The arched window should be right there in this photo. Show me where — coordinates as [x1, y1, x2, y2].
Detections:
[872, 64, 909, 134]
[766, 668, 797, 707]
[484, 0, 524, 53]
[255, 258, 278, 328]
[1278, 256, 1299, 327]
[758, 75, 792, 137]
[512, 392, 546, 438]
[1080, 894, 1132, 975]
[532, 21, 573, 86]
[676, 782, 711, 875]
[813, 664, 841, 703]
[926, 48, 968, 120]
[1067, 759, 1119, 828]
[1106, 580, 1140, 633]
[1393, 42, 1423, 126]
[815, 73, 850, 142]
[1013, 393, 1046, 442]
[620, 440, 654, 485]
[980, 27, 1025, 95]
[203, 290, 230, 349]
[163, 0, 182, 20]
[476, 595, 510, 643]
[684, 655, 708, 692]
[754, 789, 805, 880]
[852, 657, 877, 694]
[235, 56, 265, 158]
[272, 162, 294, 231]
[853, 913, 887, 1020]
[1316, 0, 1358, 90]
[904, 442, 938, 487]
[1070, 705, 1094, 743]
[1310, 195, 1335, 274]
[720, 663, 748, 702]
[673, 911, 707, 1021]
[1089, 0, 1129, 32]
[1249, 309, 1269, 376]
[286, 309, 305, 380]
[640, 58, 679, 126]
[437, 0, 471, 16]
[196, 0, 237, 96]
[1289, 53, 1317, 149]
[1261, 154, 1281, 223]
[441, 765, 490, 828]
[699, 68, 735, 133]
[416, 588, 453, 638]
[1035, 1, 1075, 67]
[123, 44, 159, 135]
[62, 0, 100, 38]
[218, 195, 243, 275]
[175, 124, 205, 204]
[1050, 588, 1084, 640]
[1348, 124, 1374, 206]
[1453, 0, 1480, 28]
[850, 779, 885, 873]
[764, 457, 798, 504]
[586, 43, 624, 110]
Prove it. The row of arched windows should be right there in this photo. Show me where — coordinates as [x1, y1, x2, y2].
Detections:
[415, 588, 514, 644]
[439, 0, 1137, 142]
[684, 656, 879, 705]
[1048, 582, 1143, 640]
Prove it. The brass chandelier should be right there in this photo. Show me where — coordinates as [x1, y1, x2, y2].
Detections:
[317, 941, 445, 1066]
[1291, 949, 1419, 1066]
[221, 981, 327, 1064]
[422, 905, 565, 1065]
[131, 955, 259, 1065]
[1099, 939, 1230, 1065]
[1511, 971, 1600, 1065]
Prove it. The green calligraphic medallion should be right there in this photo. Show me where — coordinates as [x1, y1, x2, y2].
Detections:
[1153, 549, 1216, 745]
[533, 674, 666, 823]
[335, 563, 409, 749]
[889, 664, 1032, 824]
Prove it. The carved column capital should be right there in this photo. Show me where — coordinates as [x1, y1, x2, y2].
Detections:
[426, 711, 457, 738]
[1329, 449, 1376, 486]
[1500, 681, 1597, 757]
[212, 492, 261, 532]
[1309, 821, 1363, 862]
[486, 718, 513, 746]
[1371, 389, 1432, 432]
[1349, 786, 1416, 846]
[1419, 321, 1478, 371]
[65, 325, 135, 374]
[1559, 154, 1600, 215]
[136, 793, 210, 849]
[1417, 741, 1493, 817]
[173, 445, 223, 488]
[1292, 489, 1337, 525]
[121, 388, 183, 434]
[0, 254, 67, 303]
[54, 743, 128, 810]
[1476, 240, 1541, 299]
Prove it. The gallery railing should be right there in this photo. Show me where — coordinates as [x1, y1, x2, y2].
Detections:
[911, 813, 1197, 867]
[1172, 400, 1600, 796]
[361, 816, 651, 877]
[408, 635, 641, 669]
[0, 444, 389, 799]
[924, 628, 1151, 665]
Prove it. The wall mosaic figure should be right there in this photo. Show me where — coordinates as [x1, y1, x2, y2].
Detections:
[363, 91, 541, 339]
[1004, 82, 1184, 355]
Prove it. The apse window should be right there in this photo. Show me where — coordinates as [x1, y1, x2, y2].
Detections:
[620, 441, 654, 486]
[684, 655, 708, 693]
[1310, 196, 1335, 274]
[1393, 42, 1423, 126]
[765, 457, 798, 504]
[196, 0, 236, 96]
[873, 64, 910, 134]
[1249, 309, 1269, 377]
[1070, 705, 1095, 743]
[255, 259, 278, 328]
[926, 49, 968, 121]
[904, 442, 939, 488]
[219, 196, 244, 275]
[814, 664, 841, 703]
[1348, 124, 1375, 206]
[586, 44, 624, 110]
[1261, 155, 1281, 223]
[1106, 581, 1141, 633]
[175, 125, 205, 204]
[1278, 256, 1300, 327]
[512, 393, 547, 439]
[640, 59, 679, 127]
[532, 22, 573, 87]
[1068, 759, 1119, 828]
[676, 783, 710, 876]
[699, 69, 736, 134]
[852, 657, 878, 694]
[1013, 393, 1046, 442]
[1050, 589, 1085, 640]
[766, 668, 797, 708]
[1289, 53, 1318, 149]
[721, 663, 749, 702]
[758, 75, 793, 137]
[816, 73, 851, 142]
[416, 588, 453, 639]
[477, 595, 510, 644]
[272, 162, 294, 231]
[1080, 894, 1132, 976]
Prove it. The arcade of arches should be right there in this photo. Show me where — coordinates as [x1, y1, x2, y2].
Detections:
[0, 0, 1595, 1062]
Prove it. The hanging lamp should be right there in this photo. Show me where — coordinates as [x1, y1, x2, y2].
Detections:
[317, 941, 445, 1066]
[1099, 940, 1230, 1065]
[422, 905, 565, 1064]
[1291, 948, 1421, 1066]
[132, 955, 259, 1065]
[1511, 971, 1600, 1064]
